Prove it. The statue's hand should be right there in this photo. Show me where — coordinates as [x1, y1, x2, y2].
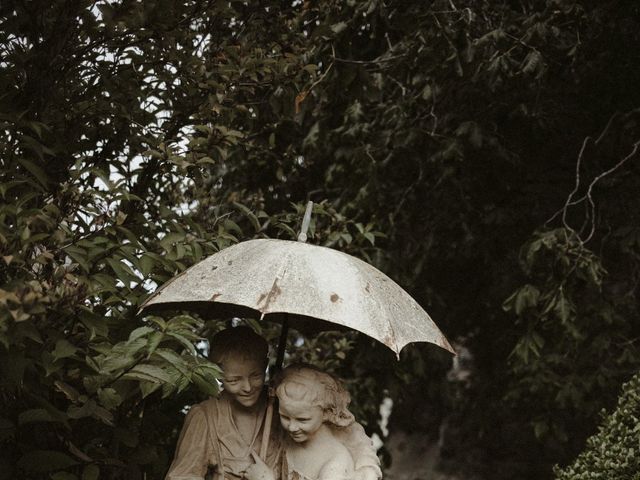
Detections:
[244, 451, 276, 480]
[355, 466, 381, 480]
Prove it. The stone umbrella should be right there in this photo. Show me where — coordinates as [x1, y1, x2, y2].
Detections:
[139, 202, 455, 459]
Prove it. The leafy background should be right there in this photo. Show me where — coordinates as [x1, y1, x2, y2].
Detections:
[1, 0, 640, 479]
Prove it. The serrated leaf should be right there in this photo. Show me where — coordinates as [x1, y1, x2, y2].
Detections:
[165, 332, 198, 356]
[129, 326, 155, 342]
[123, 364, 174, 383]
[146, 331, 164, 357]
[192, 371, 220, 396]
[153, 348, 191, 375]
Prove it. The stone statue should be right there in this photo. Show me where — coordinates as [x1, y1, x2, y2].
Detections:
[165, 327, 381, 480]
[244, 364, 361, 480]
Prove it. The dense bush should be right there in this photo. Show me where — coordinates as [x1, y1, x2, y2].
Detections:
[555, 372, 640, 480]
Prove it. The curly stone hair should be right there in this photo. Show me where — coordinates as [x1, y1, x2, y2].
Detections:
[274, 364, 355, 428]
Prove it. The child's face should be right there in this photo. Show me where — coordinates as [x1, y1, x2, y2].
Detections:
[221, 355, 266, 408]
[278, 398, 324, 443]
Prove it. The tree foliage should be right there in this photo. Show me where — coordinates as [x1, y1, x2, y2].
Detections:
[1, 0, 640, 479]
[554, 372, 640, 480]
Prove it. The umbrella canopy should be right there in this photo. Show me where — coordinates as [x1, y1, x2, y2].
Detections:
[140, 238, 454, 357]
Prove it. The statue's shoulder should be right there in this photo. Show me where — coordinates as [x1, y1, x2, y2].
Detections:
[188, 394, 225, 417]
[200, 394, 224, 407]
[330, 421, 371, 445]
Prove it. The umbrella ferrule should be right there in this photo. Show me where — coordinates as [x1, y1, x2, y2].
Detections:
[297, 200, 313, 243]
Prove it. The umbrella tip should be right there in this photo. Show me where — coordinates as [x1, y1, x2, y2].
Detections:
[297, 201, 314, 243]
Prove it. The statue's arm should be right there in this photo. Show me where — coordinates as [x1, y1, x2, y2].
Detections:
[336, 422, 382, 480]
[165, 404, 214, 480]
[354, 466, 381, 480]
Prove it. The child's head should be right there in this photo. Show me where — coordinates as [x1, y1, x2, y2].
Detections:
[210, 326, 269, 368]
[210, 326, 269, 408]
[275, 364, 355, 435]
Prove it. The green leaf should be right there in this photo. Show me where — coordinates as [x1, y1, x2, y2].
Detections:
[81, 463, 99, 479]
[233, 202, 261, 232]
[17, 158, 49, 188]
[52, 473, 79, 480]
[165, 332, 198, 356]
[98, 388, 122, 410]
[146, 331, 164, 357]
[122, 364, 174, 383]
[52, 339, 78, 361]
[331, 22, 348, 34]
[63, 245, 90, 272]
[512, 284, 540, 315]
[139, 254, 155, 276]
[18, 408, 63, 425]
[79, 313, 109, 339]
[554, 292, 572, 323]
[67, 399, 97, 419]
[140, 380, 162, 398]
[222, 218, 243, 236]
[153, 348, 191, 376]
[159, 232, 185, 251]
[533, 420, 549, 439]
[364, 232, 375, 245]
[192, 371, 220, 396]
[129, 326, 155, 342]
[17, 450, 78, 473]
[106, 257, 140, 284]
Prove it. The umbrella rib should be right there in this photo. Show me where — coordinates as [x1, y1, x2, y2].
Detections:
[257, 272, 285, 313]
[385, 318, 400, 357]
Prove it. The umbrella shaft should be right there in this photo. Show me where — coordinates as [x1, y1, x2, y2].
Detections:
[274, 316, 289, 371]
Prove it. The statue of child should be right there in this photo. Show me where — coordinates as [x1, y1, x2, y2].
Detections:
[244, 364, 364, 480]
[165, 327, 381, 480]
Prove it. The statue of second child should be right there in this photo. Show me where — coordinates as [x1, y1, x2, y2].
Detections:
[165, 327, 381, 480]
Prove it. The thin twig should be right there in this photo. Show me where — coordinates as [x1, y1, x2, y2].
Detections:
[594, 111, 620, 145]
[429, 86, 439, 135]
[583, 140, 640, 242]
[332, 55, 406, 65]
[307, 47, 335, 93]
[546, 137, 589, 227]
[388, 75, 406, 97]
[560, 136, 590, 233]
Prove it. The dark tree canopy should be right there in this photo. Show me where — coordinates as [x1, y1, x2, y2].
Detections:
[1, 1, 640, 479]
